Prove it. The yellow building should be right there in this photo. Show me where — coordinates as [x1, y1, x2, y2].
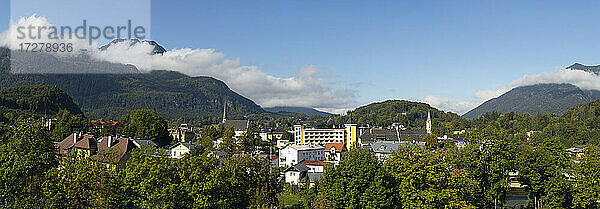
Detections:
[293, 120, 358, 150]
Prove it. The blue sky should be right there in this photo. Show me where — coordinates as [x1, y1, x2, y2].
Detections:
[2, 0, 600, 114]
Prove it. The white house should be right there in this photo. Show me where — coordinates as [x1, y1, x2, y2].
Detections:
[169, 142, 200, 159]
[324, 143, 346, 164]
[282, 160, 330, 186]
[283, 163, 309, 185]
[279, 144, 325, 167]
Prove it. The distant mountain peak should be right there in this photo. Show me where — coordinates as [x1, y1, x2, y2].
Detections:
[463, 83, 600, 119]
[566, 63, 600, 75]
[100, 39, 167, 55]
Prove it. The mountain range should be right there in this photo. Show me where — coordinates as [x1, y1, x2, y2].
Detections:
[463, 83, 600, 119]
[5, 40, 600, 123]
[264, 106, 333, 116]
[0, 43, 267, 123]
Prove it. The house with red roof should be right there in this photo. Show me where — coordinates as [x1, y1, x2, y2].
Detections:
[56, 133, 153, 165]
[56, 133, 98, 157]
[324, 143, 346, 164]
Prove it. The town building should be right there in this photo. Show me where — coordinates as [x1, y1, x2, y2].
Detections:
[437, 135, 468, 149]
[169, 124, 195, 142]
[359, 112, 431, 146]
[370, 141, 405, 161]
[92, 135, 138, 164]
[131, 139, 158, 148]
[282, 160, 330, 186]
[56, 133, 98, 157]
[169, 142, 200, 159]
[90, 119, 119, 134]
[279, 144, 325, 167]
[56, 133, 144, 165]
[324, 142, 346, 164]
[293, 118, 358, 150]
[221, 103, 249, 138]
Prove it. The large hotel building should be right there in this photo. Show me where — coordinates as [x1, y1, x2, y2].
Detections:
[293, 121, 358, 150]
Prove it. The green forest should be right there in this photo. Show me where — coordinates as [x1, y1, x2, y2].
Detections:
[1, 84, 600, 208]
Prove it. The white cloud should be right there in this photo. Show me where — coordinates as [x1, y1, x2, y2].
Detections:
[1, 15, 356, 110]
[0, 15, 99, 53]
[419, 95, 480, 115]
[427, 67, 600, 115]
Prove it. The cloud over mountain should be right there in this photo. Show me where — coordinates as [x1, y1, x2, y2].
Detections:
[1, 15, 355, 110]
[426, 67, 600, 114]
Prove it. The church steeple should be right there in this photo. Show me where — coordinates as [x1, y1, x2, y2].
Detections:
[426, 111, 432, 134]
[222, 101, 227, 123]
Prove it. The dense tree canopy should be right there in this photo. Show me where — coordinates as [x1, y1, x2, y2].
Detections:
[119, 109, 171, 146]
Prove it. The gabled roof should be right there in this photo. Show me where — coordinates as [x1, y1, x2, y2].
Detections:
[92, 136, 136, 163]
[359, 128, 399, 144]
[371, 141, 405, 154]
[300, 160, 331, 166]
[170, 141, 200, 150]
[56, 133, 97, 155]
[131, 139, 157, 148]
[223, 120, 249, 131]
[324, 143, 345, 152]
[283, 163, 309, 173]
[284, 144, 325, 151]
[398, 130, 427, 142]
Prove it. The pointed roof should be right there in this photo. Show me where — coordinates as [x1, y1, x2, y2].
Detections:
[283, 163, 309, 173]
[92, 136, 136, 163]
[324, 143, 346, 152]
[56, 133, 97, 155]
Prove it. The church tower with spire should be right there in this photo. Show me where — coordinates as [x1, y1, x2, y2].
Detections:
[426, 111, 432, 134]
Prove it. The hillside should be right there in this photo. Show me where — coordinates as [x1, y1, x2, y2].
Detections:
[336, 100, 466, 131]
[0, 70, 265, 123]
[9, 50, 140, 74]
[463, 83, 600, 119]
[0, 85, 82, 122]
[264, 106, 333, 116]
[0, 44, 266, 123]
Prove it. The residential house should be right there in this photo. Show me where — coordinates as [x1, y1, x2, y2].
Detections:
[283, 163, 309, 185]
[282, 160, 330, 186]
[170, 142, 200, 159]
[56, 133, 141, 166]
[279, 144, 325, 167]
[371, 141, 405, 161]
[169, 124, 196, 142]
[324, 142, 346, 164]
[92, 135, 138, 165]
[56, 133, 98, 157]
